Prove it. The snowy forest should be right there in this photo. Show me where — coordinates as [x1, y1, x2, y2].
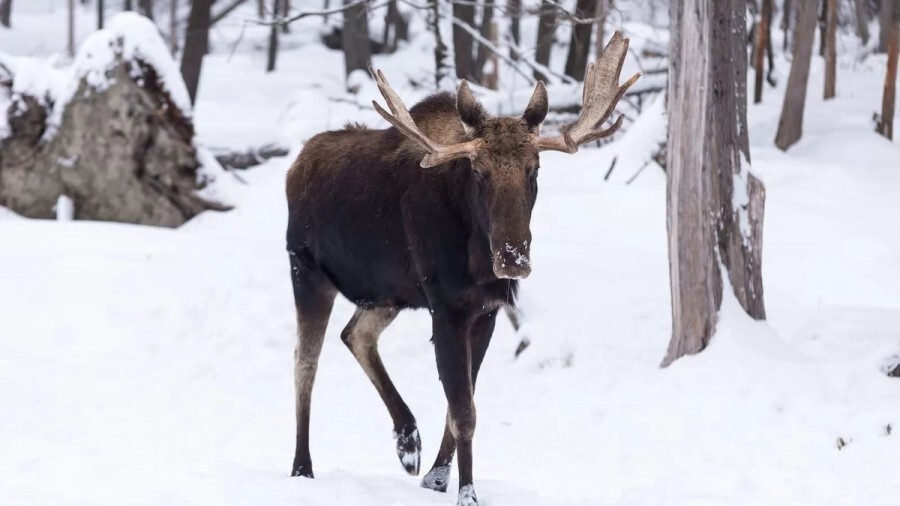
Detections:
[1, 0, 899, 505]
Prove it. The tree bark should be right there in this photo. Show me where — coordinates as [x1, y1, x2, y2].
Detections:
[824, 0, 837, 99]
[98, 0, 105, 29]
[125, 0, 133, 10]
[382, 0, 408, 53]
[139, 0, 154, 20]
[452, 0, 475, 80]
[774, 0, 819, 151]
[430, 0, 450, 89]
[0, 0, 12, 28]
[267, 0, 280, 72]
[754, 0, 771, 103]
[663, 0, 766, 368]
[593, 0, 607, 61]
[856, 0, 870, 44]
[509, 0, 521, 60]
[880, 0, 896, 53]
[534, 0, 556, 81]
[473, 1, 494, 83]
[281, 0, 290, 33]
[341, 0, 371, 79]
[878, 18, 899, 139]
[564, 0, 597, 81]
[180, 0, 213, 103]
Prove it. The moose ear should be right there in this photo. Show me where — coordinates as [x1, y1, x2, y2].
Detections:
[456, 80, 487, 137]
[522, 81, 549, 132]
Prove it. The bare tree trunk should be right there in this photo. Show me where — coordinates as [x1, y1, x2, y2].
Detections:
[878, 18, 899, 139]
[139, 0, 154, 19]
[473, 1, 494, 83]
[169, 0, 177, 52]
[68, 0, 75, 57]
[281, 0, 290, 33]
[824, 0, 837, 99]
[663, 0, 766, 368]
[0, 0, 12, 28]
[564, 0, 597, 81]
[382, 0, 408, 53]
[258, 0, 265, 18]
[819, 0, 827, 55]
[593, 0, 607, 60]
[125, 0, 133, 10]
[754, 0, 771, 103]
[452, 0, 475, 80]
[856, 0, 870, 44]
[180, 0, 212, 103]
[534, 0, 556, 81]
[430, 0, 450, 89]
[774, 0, 819, 151]
[880, 0, 896, 53]
[98, 0, 105, 29]
[267, 0, 280, 72]
[341, 0, 371, 79]
[509, 0, 521, 60]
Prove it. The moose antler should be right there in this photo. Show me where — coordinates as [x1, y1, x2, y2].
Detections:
[370, 68, 480, 168]
[534, 32, 641, 154]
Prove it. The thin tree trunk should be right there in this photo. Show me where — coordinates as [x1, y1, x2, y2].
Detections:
[564, 0, 597, 81]
[878, 19, 899, 139]
[98, 0, 105, 29]
[819, 0, 827, 55]
[125, 0, 133, 10]
[281, 0, 290, 33]
[138, 0, 154, 19]
[534, 0, 556, 81]
[782, 0, 794, 52]
[180, 0, 212, 103]
[474, 2, 494, 83]
[774, 0, 819, 151]
[0, 0, 12, 28]
[68, 0, 75, 57]
[856, 0, 870, 44]
[593, 0, 607, 61]
[452, 0, 475, 80]
[382, 0, 408, 53]
[169, 0, 177, 52]
[754, 0, 771, 103]
[664, 0, 766, 368]
[824, 0, 837, 99]
[880, 0, 895, 53]
[509, 0, 521, 60]
[341, 0, 371, 79]
[267, 0, 280, 72]
[258, 0, 265, 18]
[430, 0, 450, 89]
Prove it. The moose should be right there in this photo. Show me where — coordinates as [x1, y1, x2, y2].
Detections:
[284, 33, 639, 506]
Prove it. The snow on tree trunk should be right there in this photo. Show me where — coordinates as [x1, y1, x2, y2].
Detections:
[663, 0, 766, 368]
[878, 17, 899, 140]
[774, 0, 819, 151]
[824, 0, 837, 99]
[0, 13, 225, 227]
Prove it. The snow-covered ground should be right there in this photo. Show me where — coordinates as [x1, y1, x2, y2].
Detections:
[2, 2, 900, 505]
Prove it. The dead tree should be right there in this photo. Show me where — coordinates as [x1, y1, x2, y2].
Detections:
[0, 0, 12, 28]
[341, 0, 371, 79]
[564, 0, 597, 81]
[878, 8, 899, 139]
[664, 0, 766, 367]
[754, 0, 771, 103]
[775, 0, 819, 151]
[534, 0, 556, 81]
[452, 0, 476, 80]
[181, 0, 213, 103]
[824, 0, 837, 99]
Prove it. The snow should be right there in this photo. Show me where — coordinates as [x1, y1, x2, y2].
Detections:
[2, 3, 900, 506]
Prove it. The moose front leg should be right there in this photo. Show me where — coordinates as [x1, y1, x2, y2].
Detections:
[423, 310, 497, 494]
[429, 309, 495, 506]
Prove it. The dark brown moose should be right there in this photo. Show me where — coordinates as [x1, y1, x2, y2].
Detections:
[284, 32, 639, 506]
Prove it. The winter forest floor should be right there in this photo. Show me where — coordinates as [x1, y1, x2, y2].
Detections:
[2, 2, 900, 505]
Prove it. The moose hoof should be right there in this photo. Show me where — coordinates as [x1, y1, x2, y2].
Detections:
[420, 464, 451, 493]
[394, 424, 421, 476]
[457, 484, 478, 506]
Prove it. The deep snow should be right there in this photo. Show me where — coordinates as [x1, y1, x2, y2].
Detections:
[2, 2, 900, 506]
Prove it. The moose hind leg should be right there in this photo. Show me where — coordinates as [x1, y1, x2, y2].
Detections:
[290, 263, 337, 478]
[341, 306, 421, 475]
[423, 310, 497, 495]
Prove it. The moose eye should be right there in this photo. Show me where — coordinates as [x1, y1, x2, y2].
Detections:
[530, 167, 540, 179]
[473, 168, 489, 181]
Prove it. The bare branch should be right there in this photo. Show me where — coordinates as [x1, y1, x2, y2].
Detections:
[450, 17, 535, 85]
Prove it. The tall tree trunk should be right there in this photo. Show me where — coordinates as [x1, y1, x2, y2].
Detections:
[180, 0, 212, 103]
[169, 0, 177, 52]
[593, 0, 608, 61]
[782, 0, 792, 52]
[880, 0, 896, 53]
[509, 0, 521, 60]
[382, 0, 408, 53]
[125, 0, 134, 10]
[0, 0, 12, 28]
[824, 0, 837, 98]
[98, 0, 105, 29]
[878, 17, 899, 139]
[664, 0, 766, 368]
[341, 0, 371, 80]
[430, 0, 450, 89]
[258, 0, 265, 18]
[856, 0, 870, 44]
[68, 0, 75, 57]
[267, 0, 280, 72]
[754, 0, 771, 103]
[473, 2, 494, 83]
[774, 0, 819, 151]
[452, 0, 475, 80]
[819, 0, 827, 55]
[281, 0, 290, 33]
[564, 0, 597, 81]
[138, 0, 154, 19]
[534, 0, 556, 81]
